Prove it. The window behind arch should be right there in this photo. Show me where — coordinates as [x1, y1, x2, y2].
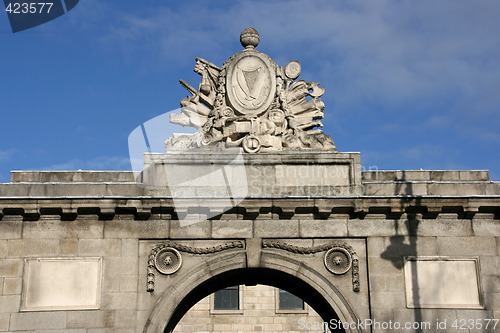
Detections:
[212, 285, 241, 313]
[276, 288, 307, 313]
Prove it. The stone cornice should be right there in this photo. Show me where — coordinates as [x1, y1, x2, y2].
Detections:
[0, 196, 498, 221]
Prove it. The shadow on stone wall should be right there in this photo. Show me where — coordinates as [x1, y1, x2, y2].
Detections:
[380, 171, 423, 332]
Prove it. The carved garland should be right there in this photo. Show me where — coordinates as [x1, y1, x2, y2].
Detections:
[147, 241, 244, 292]
[262, 240, 360, 292]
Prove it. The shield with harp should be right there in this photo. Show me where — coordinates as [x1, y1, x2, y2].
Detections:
[226, 53, 276, 116]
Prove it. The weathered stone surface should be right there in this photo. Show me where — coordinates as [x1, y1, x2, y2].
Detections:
[479, 256, 500, 276]
[362, 170, 490, 182]
[59, 239, 79, 255]
[169, 220, 211, 239]
[363, 182, 429, 196]
[417, 217, 473, 237]
[372, 236, 438, 259]
[211, 220, 253, 238]
[348, 218, 409, 237]
[78, 239, 121, 257]
[3, 277, 22, 294]
[0, 313, 9, 332]
[22, 218, 103, 239]
[299, 218, 348, 237]
[0, 259, 22, 277]
[0, 218, 22, 239]
[482, 291, 500, 309]
[459, 170, 490, 181]
[104, 219, 169, 239]
[370, 291, 406, 309]
[8, 239, 59, 257]
[10, 171, 136, 183]
[485, 183, 500, 195]
[367, 257, 404, 276]
[472, 218, 500, 236]
[427, 183, 487, 196]
[66, 311, 114, 329]
[0, 241, 6, 259]
[0, 182, 144, 197]
[369, 275, 404, 292]
[102, 293, 137, 310]
[121, 239, 139, 257]
[114, 309, 137, 328]
[0, 295, 20, 313]
[254, 220, 299, 238]
[482, 275, 500, 293]
[367, 237, 386, 257]
[10, 312, 66, 330]
[437, 237, 497, 256]
[119, 275, 138, 293]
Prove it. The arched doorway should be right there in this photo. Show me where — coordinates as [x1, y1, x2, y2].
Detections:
[143, 250, 362, 333]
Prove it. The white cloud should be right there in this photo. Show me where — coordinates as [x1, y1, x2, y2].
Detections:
[90, 0, 500, 115]
[0, 149, 19, 162]
[72, 0, 500, 156]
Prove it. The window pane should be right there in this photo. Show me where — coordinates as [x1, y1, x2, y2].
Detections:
[214, 285, 239, 310]
[278, 289, 304, 310]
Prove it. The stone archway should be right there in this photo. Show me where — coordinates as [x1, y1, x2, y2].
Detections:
[143, 250, 362, 333]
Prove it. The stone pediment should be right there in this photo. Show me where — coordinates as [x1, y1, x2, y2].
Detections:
[166, 27, 337, 153]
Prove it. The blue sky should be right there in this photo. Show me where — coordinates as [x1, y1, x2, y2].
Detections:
[1, 0, 499, 182]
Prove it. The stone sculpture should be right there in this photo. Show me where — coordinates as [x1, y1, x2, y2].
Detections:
[166, 27, 337, 153]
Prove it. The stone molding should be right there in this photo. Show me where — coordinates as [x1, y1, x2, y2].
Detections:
[147, 241, 244, 292]
[0, 196, 498, 221]
[262, 240, 360, 292]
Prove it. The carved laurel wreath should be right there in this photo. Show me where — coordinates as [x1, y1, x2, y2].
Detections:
[147, 241, 244, 292]
[262, 240, 360, 292]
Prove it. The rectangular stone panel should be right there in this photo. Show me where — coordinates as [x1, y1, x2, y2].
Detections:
[142, 152, 362, 197]
[404, 257, 483, 309]
[21, 257, 102, 311]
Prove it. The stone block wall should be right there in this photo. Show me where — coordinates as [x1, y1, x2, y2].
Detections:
[0, 166, 498, 332]
[365, 213, 500, 333]
[0, 214, 145, 332]
[173, 285, 324, 333]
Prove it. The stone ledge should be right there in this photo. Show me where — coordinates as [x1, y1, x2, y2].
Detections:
[363, 170, 490, 182]
[0, 196, 498, 221]
[10, 171, 136, 183]
[363, 182, 500, 196]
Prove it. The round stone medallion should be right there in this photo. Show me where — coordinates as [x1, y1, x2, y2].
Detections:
[324, 247, 352, 275]
[154, 247, 182, 275]
[284, 60, 301, 80]
[242, 135, 261, 153]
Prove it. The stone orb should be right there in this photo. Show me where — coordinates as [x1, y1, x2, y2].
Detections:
[240, 27, 260, 49]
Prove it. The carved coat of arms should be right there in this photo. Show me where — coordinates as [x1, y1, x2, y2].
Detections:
[166, 27, 337, 153]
